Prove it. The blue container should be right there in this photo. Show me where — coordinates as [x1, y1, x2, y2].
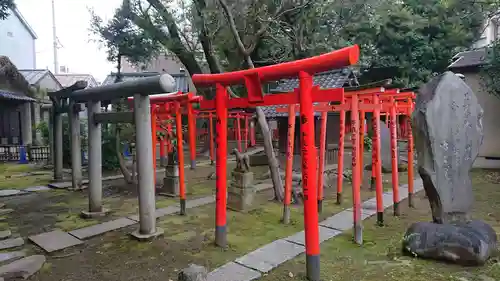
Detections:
[18, 146, 28, 164]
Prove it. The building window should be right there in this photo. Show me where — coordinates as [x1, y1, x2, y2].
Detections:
[6, 31, 13, 37]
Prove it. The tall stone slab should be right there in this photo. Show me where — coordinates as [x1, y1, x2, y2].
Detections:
[403, 71, 497, 266]
[379, 121, 392, 172]
[412, 71, 483, 223]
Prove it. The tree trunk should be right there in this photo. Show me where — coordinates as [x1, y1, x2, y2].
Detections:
[255, 107, 284, 201]
[217, 0, 284, 201]
[115, 126, 135, 184]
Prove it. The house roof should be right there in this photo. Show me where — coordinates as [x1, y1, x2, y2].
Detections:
[261, 69, 353, 118]
[0, 89, 35, 102]
[11, 8, 37, 39]
[18, 69, 48, 85]
[0, 56, 34, 97]
[448, 48, 487, 70]
[18, 69, 63, 90]
[54, 73, 98, 88]
[101, 72, 189, 92]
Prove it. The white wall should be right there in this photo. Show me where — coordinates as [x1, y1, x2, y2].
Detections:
[0, 11, 36, 69]
[473, 16, 500, 48]
[464, 73, 500, 158]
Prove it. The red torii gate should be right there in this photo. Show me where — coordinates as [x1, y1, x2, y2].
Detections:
[196, 110, 254, 165]
[193, 45, 359, 281]
[276, 87, 416, 244]
[129, 92, 202, 214]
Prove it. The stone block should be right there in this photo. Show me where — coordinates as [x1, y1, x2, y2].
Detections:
[227, 185, 257, 212]
[161, 164, 180, 196]
[231, 171, 254, 188]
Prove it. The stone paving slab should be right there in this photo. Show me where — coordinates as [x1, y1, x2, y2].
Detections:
[207, 262, 261, 281]
[0, 190, 28, 197]
[128, 206, 179, 222]
[0, 255, 46, 279]
[69, 218, 137, 239]
[0, 209, 13, 216]
[254, 183, 273, 192]
[235, 239, 304, 273]
[0, 238, 24, 250]
[361, 192, 394, 211]
[29, 230, 83, 253]
[319, 210, 356, 231]
[284, 226, 341, 246]
[0, 230, 11, 240]
[0, 251, 25, 263]
[186, 195, 216, 209]
[23, 186, 52, 192]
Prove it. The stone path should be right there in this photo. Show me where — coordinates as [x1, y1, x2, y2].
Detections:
[0, 203, 47, 279]
[206, 179, 424, 281]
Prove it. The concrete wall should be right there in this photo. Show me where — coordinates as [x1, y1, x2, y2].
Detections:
[0, 11, 35, 69]
[463, 73, 500, 159]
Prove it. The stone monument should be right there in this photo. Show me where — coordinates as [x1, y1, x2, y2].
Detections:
[402, 71, 497, 265]
[161, 150, 179, 196]
[227, 148, 257, 212]
[380, 120, 393, 172]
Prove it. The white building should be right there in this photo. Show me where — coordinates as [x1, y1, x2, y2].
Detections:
[0, 7, 37, 69]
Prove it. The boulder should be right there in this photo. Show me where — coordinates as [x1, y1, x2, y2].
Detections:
[178, 264, 208, 281]
[402, 220, 497, 265]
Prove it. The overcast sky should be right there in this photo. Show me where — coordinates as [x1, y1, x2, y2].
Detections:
[15, 0, 122, 82]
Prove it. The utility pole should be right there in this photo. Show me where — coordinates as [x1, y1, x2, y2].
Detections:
[51, 0, 59, 74]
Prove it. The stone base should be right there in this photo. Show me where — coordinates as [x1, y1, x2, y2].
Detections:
[161, 176, 179, 196]
[81, 208, 110, 219]
[130, 227, 164, 241]
[249, 154, 268, 166]
[227, 171, 257, 212]
[402, 220, 497, 265]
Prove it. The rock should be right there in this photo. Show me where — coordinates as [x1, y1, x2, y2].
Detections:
[402, 220, 497, 265]
[178, 264, 208, 281]
[412, 71, 483, 223]
[0, 230, 11, 240]
[0, 255, 46, 279]
[0, 238, 24, 250]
